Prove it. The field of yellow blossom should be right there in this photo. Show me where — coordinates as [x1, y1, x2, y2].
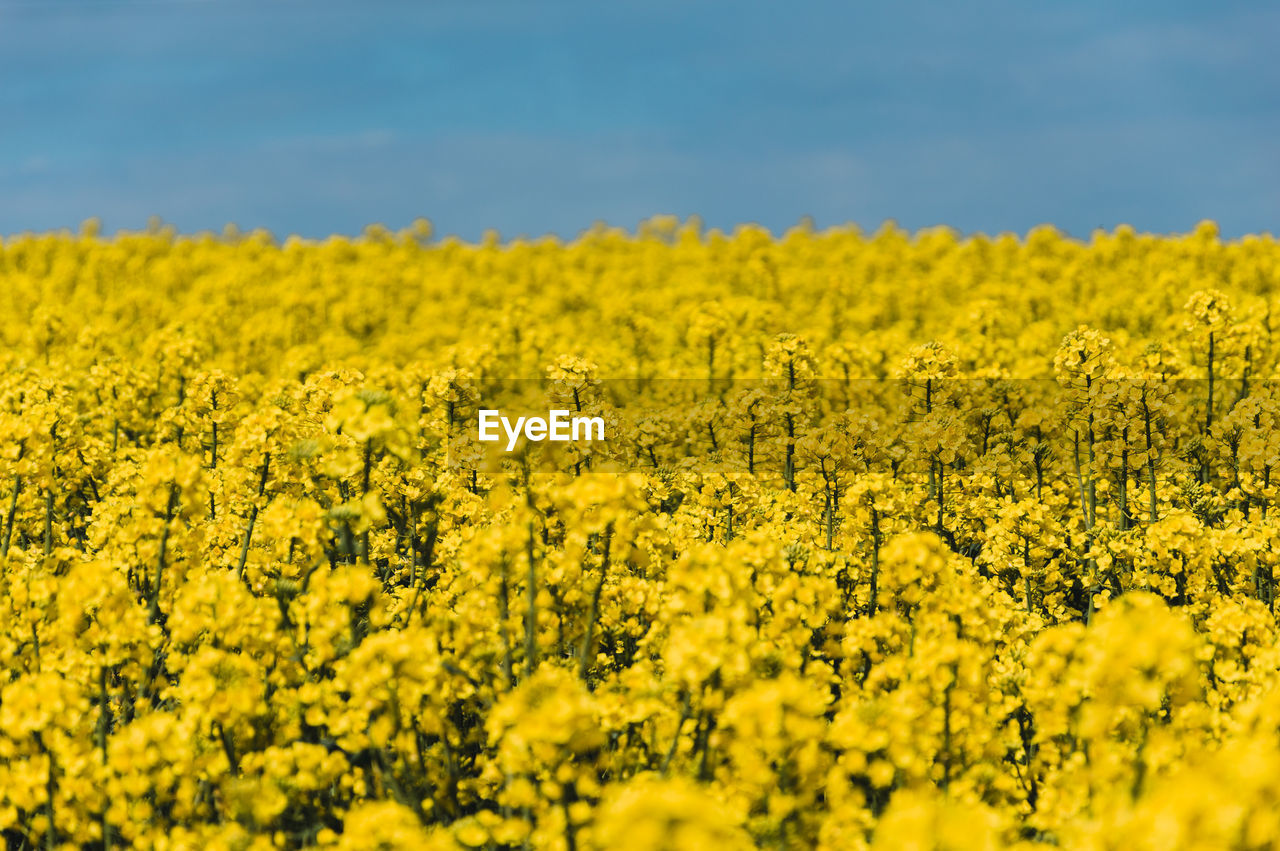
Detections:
[2, 216, 1280, 849]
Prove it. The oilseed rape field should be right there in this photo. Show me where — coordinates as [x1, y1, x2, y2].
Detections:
[3, 217, 1280, 849]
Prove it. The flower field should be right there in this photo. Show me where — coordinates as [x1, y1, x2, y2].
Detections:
[4, 217, 1280, 849]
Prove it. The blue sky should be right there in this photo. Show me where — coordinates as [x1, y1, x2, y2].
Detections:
[1, 0, 1276, 239]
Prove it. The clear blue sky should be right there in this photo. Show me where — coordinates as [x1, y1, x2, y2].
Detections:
[2, 0, 1276, 240]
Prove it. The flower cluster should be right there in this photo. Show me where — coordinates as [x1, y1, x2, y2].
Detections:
[0, 219, 1276, 848]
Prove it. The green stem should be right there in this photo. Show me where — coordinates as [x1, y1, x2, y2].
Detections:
[577, 526, 613, 682]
